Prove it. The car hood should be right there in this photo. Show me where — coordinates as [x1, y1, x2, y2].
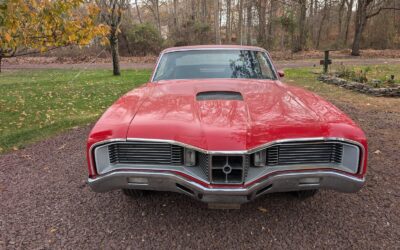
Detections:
[125, 79, 365, 151]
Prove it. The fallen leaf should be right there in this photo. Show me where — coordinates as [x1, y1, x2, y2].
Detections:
[22, 154, 32, 160]
[50, 228, 57, 233]
[258, 207, 268, 213]
[374, 150, 382, 154]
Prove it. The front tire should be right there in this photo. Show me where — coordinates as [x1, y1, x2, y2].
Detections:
[292, 189, 319, 199]
[122, 189, 148, 197]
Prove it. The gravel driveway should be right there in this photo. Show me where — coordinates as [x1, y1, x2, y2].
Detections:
[1, 101, 400, 249]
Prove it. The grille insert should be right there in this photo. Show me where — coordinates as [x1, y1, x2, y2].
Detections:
[108, 142, 183, 165]
[264, 142, 343, 166]
[198, 152, 210, 180]
[210, 155, 245, 184]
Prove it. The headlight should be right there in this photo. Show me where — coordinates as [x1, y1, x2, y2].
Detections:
[254, 150, 266, 167]
[184, 148, 196, 166]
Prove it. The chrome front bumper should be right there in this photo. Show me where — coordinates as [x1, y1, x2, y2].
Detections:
[88, 170, 365, 204]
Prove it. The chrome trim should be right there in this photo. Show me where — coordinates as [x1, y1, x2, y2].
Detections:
[163, 47, 267, 53]
[150, 47, 278, 82]
[88, 170, 365, 203]
[89, 137, 365, 176]
[88, 138, 126, 175]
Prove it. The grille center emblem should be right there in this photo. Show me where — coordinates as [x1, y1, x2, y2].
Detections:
[222, 164, 232, 174]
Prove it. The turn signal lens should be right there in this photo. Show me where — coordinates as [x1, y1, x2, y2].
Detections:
[184, 148, 196, 166]
[254, 150, 266, 167]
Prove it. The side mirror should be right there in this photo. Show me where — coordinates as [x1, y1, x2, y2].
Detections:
[277, 70, 285, 78]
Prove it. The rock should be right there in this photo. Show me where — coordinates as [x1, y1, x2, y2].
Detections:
[318, 75, 400, 97]
[371, 79, 382, 85]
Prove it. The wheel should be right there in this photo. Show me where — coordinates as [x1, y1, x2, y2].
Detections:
[122, 189, 148, 197]
[292, 189, 319, 199]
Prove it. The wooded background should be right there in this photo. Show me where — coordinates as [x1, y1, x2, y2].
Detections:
[1, 0, 400, 75]
[115, 0, 400, 56]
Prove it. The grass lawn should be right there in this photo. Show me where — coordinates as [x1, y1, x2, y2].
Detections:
[329, 64, 400, 87]
[0, 69, 151, 153]
[284, 66, 400, 114]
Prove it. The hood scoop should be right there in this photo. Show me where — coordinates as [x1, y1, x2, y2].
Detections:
[196, 91, 243, 101]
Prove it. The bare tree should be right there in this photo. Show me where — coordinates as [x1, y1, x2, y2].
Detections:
[316, 0, 329, 49]
[336, 0, 346, 47]
[266, 0, 276, 49]
[173, 0, 178, 29]
[238, 0, 244, 44]
[112, 0, 400, 55]
[256, 0, 267, 47]
[145, 0, 162, 35]
[343, 0, 354, 45]
[201, 0, 208, 23]
[135, 0, 142, 23]
[226, 0, 232, 43]
[351, 0, 400, 55]
[214, 0, 221, 44]
[96, 0, 129, 76]
[246, 0, 253, 45]
[292, 0, 307, 52]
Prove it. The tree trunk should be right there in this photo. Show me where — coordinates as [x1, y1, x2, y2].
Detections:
[135, 0, 142, 23]
[190, 0, 196, 21]
[292, 0, 307, 52]
[351, 0, 370, 56]
[201, 0, 207, 23]
[266, 0, 275, 49]
[256, 0, 266, 47]
[0, 56, 2, 73]
[316, 0, 328, 49]
[156, 0, 161, 35]
[238, 0, 244, 44]
[226, 0, 232, 44]
[344, 0, 354, 45]
[173, 0, 178, 28]
[214, 0, 221, 44]
[246, 0, 252, 45]
[337, 0, 346, 47]
[110, 31, 120, 76]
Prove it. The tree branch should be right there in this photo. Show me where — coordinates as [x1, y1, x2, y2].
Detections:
[367, 7, 400, 19]
[1, 44, 71, 58]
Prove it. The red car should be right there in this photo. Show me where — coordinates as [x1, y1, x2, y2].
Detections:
[87, 45, 367, 206]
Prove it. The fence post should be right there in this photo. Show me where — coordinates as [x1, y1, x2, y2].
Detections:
[320, 50, 332, 74]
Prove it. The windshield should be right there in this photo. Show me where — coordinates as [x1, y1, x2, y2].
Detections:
[152, 50, 277, 81]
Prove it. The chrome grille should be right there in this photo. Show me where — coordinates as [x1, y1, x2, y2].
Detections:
[198, 152, 210, 180]
[108, 142, 183, 165]
[264, 142, 343, 166]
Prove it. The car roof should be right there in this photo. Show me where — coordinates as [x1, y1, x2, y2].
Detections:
[161, 45, 267, 54]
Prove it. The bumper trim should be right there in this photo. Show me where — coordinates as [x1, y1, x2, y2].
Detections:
[88, 170, 365, 203]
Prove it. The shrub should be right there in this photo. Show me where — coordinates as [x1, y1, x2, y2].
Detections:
[125, 23, 164, 56]
[168, 20, 212, 45]
[336, 65, 355, 79]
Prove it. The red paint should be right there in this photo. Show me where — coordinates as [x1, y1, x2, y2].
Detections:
[87, 46, 368, 181]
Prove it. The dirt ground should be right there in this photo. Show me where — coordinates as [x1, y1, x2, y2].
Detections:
[1, 79, 400, 248]
[3, 49, 400, 71]
[3, 58, 400, 71]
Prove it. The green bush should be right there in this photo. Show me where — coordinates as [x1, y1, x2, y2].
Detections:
[125, 23, 164, 56]
[169, 20, 212, 45]
[336, 65, 356, 79]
